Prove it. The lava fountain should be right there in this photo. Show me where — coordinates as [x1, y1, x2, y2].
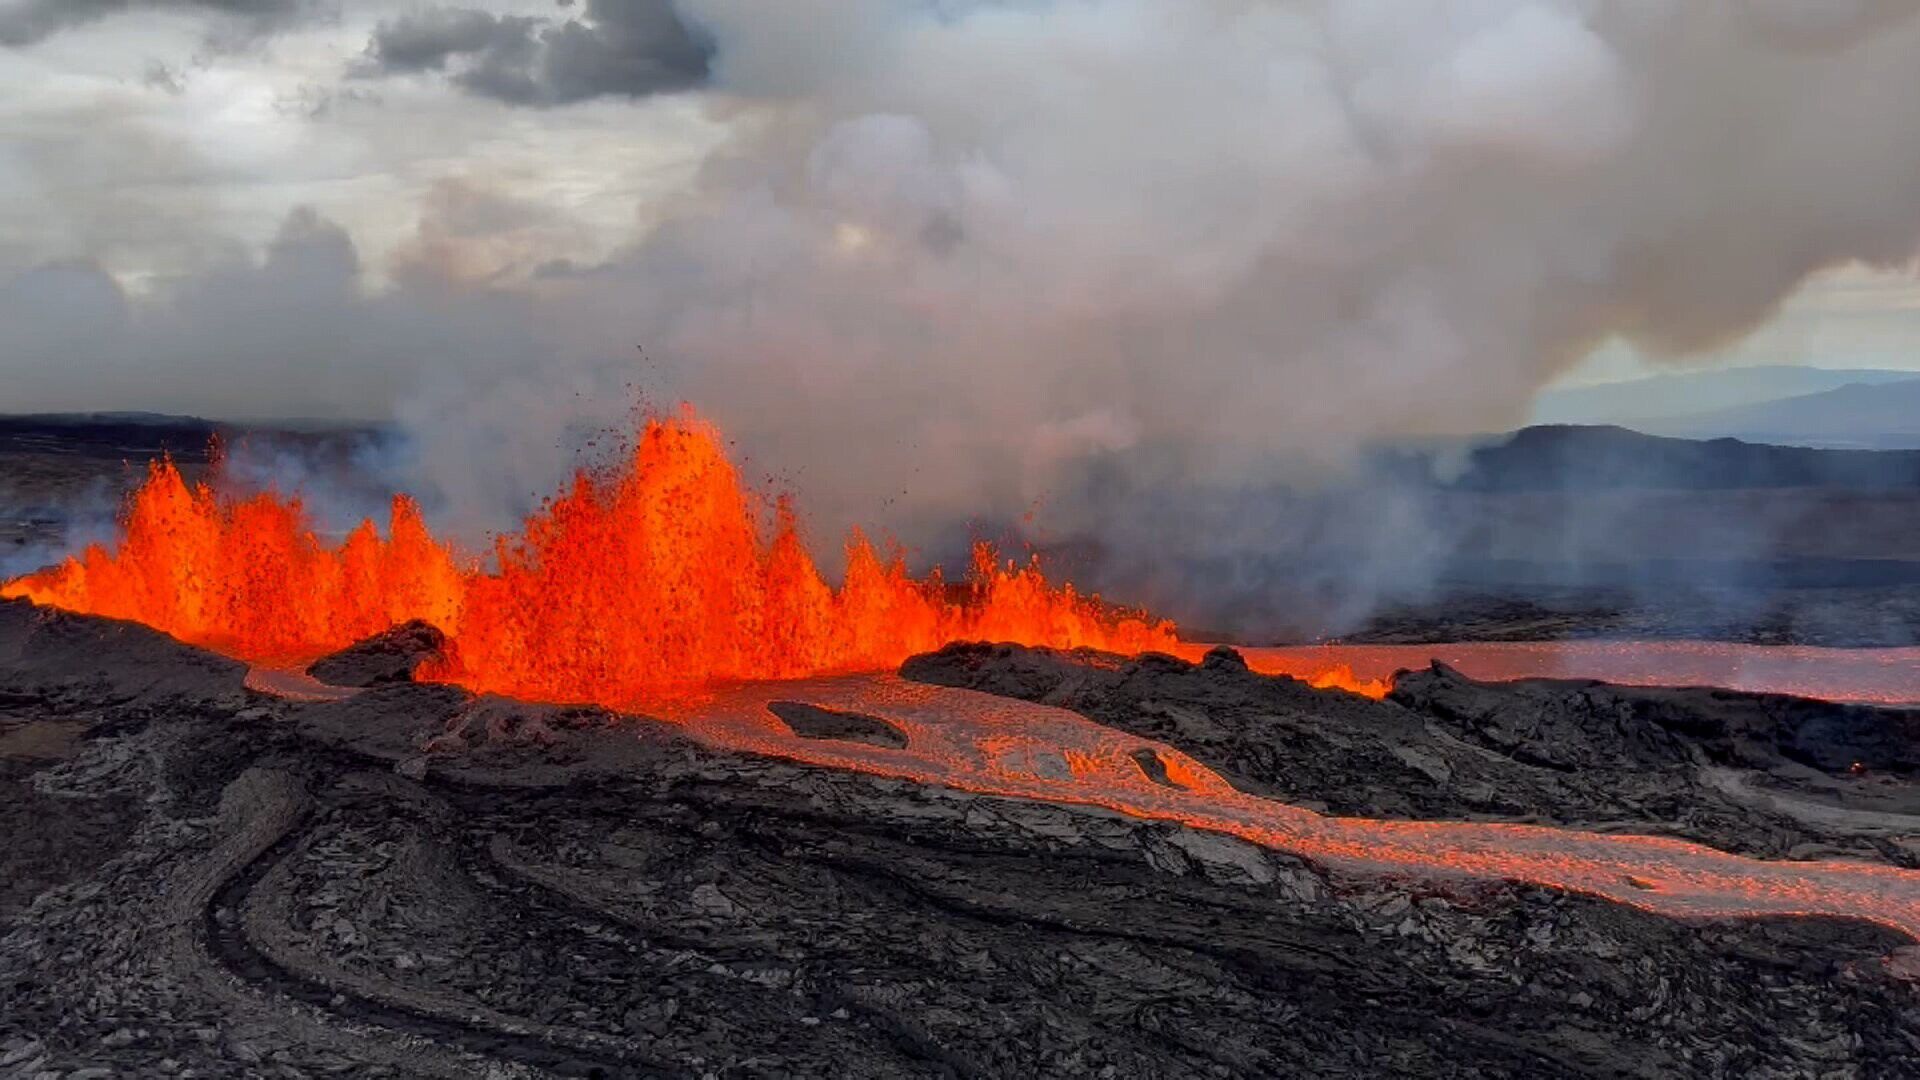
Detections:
[0, 408, 1380, 701]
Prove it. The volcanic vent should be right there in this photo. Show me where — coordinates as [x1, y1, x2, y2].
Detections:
[1, 408, 1402, 703]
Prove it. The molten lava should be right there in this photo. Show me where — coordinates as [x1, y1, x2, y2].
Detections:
[683, 675, 1920, 944]
[6, 409, 1377, 703]
[15, 408, 1904, 708]
[0, 458, 466, 662]
[1226, 641, 1920, 707]
[20, 408, 1920, 945]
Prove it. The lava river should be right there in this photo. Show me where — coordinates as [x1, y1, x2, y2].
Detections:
[672, 673, 1920, 944]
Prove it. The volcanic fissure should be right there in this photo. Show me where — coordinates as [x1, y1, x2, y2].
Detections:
[6, 409, 1919, 947]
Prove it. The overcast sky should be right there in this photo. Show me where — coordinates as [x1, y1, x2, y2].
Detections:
[2, 0, 1918, 437]
[0, 1, 723, 283]
[0, 0, 724, 419]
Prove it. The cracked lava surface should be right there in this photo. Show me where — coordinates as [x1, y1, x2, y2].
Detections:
[656, 673, 1920, 942]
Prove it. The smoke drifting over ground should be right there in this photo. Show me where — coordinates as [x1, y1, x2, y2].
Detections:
[8, 1, 1920, 625]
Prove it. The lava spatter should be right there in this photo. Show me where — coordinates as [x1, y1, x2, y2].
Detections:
[3, 410, 1211, 702]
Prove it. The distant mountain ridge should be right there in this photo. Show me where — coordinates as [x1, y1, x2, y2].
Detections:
[1530, 366, 1919, 427]
[1640, 377, 1920, 449]
[10, 412, 1920, 496]
[0, 412, 382, 462]
[1371, 425, 1920, 491]
[0, 413, 226, 461]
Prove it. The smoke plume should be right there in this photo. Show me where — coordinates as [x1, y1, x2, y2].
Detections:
[430, 3, 1911, 499]
[546, 0, 1920, 598]
[9, 0, 1920, 632]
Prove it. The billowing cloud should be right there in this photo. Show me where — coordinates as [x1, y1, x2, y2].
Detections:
[6, 0, 1920, 620]
[569, 1, 1920, 504]
[360, 0, 711, 105]
[0, 204, 563, 422]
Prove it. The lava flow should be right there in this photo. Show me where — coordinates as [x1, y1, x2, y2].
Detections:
[1217, 642, 1920, 707]
[18, 408, 1919, 944]
[0, 409, 1380, 703]
[683, 675, 1920, 943]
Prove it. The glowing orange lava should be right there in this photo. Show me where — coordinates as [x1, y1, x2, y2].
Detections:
[19, 405, 1918, 944]
[7, 409, 1279, 704]
[4, 461, 468, 662]
[1177, 648, 1392, 697]
[11, 409, 1909, 708]
[679, 675, 1920, 943]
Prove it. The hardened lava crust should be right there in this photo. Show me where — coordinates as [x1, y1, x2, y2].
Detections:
[3, 599, 1919, 1079]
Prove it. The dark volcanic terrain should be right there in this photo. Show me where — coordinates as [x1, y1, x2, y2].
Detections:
[1117, 426, 1920, 646]
[4, 600, 1920, 1078]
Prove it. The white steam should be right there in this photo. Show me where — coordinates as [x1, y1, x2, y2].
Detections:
[9, 0, 1920, 625]
[518, 0, 1920, 538]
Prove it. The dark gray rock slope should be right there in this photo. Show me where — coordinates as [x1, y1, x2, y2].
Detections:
[2, 608, 1917, 1078]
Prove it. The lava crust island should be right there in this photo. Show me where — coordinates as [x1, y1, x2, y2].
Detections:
[4, 598, 1920, 1078]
